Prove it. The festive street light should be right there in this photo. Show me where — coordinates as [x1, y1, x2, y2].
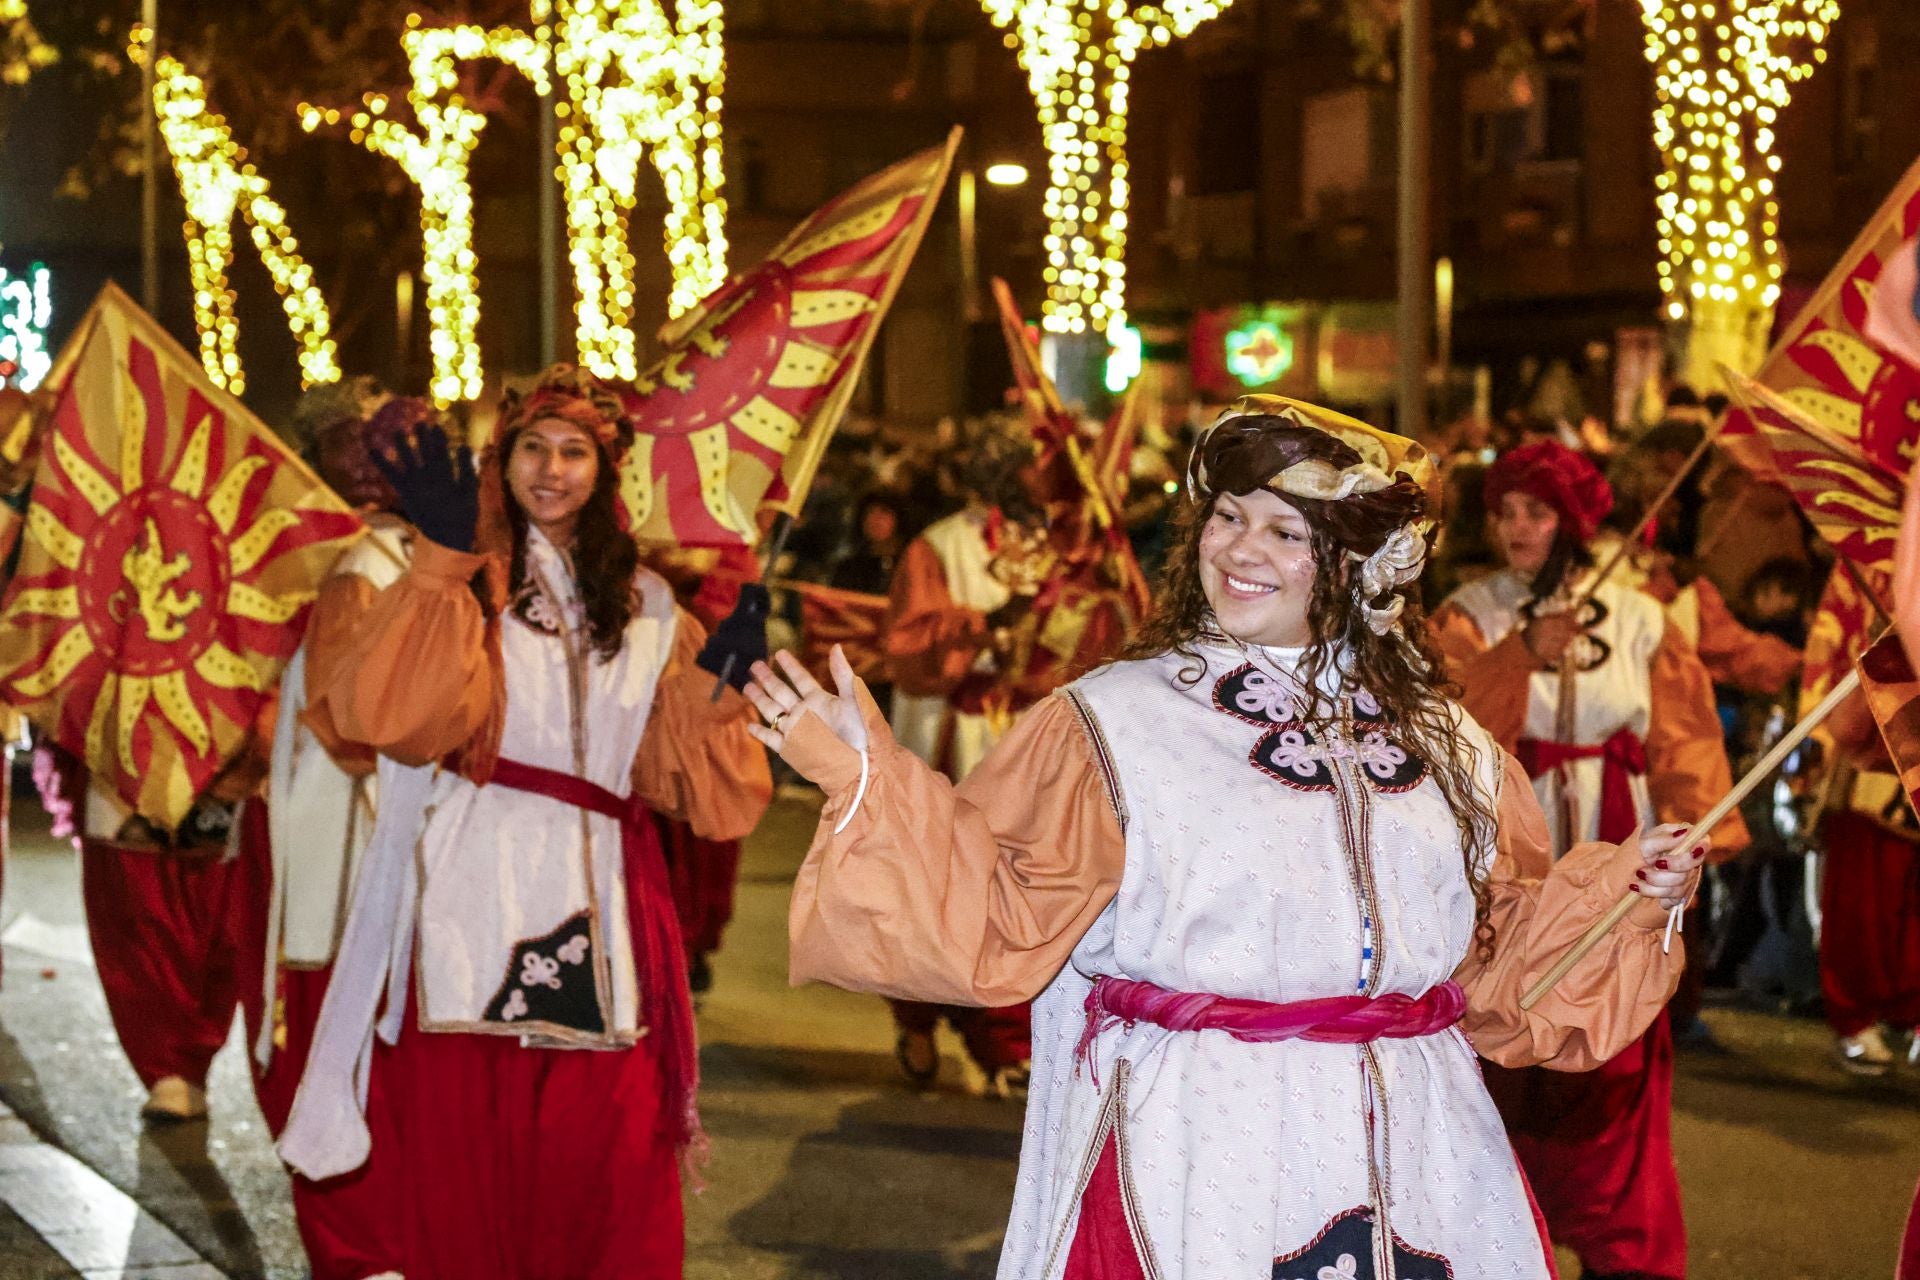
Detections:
[982, 0, 1235, 335]
[146, 47, 341, 396]
[1640, 0, 1839, 386]
[306, 19, 545, 407]
[547, 0, 729, 380]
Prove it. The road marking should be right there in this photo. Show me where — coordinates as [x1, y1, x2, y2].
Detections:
[0, 1099, 224, 1279]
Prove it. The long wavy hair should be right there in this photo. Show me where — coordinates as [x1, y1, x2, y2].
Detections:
[1123, 417, 1501, 956]
[493, 428, 639, 661]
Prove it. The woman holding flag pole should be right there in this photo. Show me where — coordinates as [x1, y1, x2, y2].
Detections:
[278, 365, 771, 1280]
[749, 396, 1704, 1280]
[1430, 438, 1748, 1280]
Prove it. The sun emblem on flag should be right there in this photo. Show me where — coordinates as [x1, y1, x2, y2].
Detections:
[617, 147, 946, 547]
[0, 329, 359, 822]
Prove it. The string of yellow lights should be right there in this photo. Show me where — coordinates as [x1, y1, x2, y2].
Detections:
[1640, 0, 1838, 381]
[550, 0, 728, 380]
[982, 0, 1232, 336]
[303, 19, 545, 407]
[145, 42, 341, 395]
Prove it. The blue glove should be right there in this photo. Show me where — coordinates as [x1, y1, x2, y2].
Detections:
[373, 423, 479, 553]
[697, 582, 770, 691]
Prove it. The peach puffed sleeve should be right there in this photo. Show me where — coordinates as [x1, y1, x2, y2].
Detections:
[1456, 751, 1689, 1070]
[1688, 578, 1800, 696]
[1429, 602, 1536, 754]
[787, 689, 1126, 1006]
[305, 538, 500, 767]
[1645, 620, 1750, 860]
[298, 572, 382, 776]
[631, 609, 773, 842]
[882, 537, 992, 698]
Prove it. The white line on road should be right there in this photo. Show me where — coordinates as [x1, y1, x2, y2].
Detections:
[0, 1099, 224, 1279]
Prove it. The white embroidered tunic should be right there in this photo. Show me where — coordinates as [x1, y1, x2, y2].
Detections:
[787, 638, 1690, 1280]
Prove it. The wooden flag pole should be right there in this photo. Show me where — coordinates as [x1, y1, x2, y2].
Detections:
[1519, 664, 1862, 1010]
[1575, 414, 1728, 609]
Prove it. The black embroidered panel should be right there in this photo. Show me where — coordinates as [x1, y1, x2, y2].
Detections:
[482, 911, 604, 1033]
[1213, 662, 1303, 727]
[1272, 1207, 1454, 1280]
[1217, 668, 1427, 796]
[1518, 593, 1613, 673]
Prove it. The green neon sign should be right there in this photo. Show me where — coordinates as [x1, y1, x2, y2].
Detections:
[1225, 317, 1294, 386]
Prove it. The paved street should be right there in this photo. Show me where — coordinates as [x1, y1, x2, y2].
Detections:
[0, 790, 1913, 1279]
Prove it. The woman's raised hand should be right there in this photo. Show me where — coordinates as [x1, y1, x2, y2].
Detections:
[1628, 822, 1709, 913]
[743, 647, 869, 764]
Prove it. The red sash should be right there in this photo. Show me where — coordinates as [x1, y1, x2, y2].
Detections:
[1515, 727, 1648, 844]
[486, 757, 704, 1164]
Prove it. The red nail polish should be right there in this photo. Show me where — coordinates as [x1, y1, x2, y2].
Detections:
[1655, 859, 1669, 870]
[1635, 869, 1648, 880]
[1629, 884, 1642, 893]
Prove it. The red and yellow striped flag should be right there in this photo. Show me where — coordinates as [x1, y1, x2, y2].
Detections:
[619, 130, 961, 547]
[0, 284, 362, 826]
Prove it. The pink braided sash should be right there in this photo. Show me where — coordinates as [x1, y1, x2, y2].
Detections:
[1075, 976, 1467, 1087]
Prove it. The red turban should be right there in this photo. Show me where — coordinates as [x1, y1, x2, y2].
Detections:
[1483, 440, 1613, 545]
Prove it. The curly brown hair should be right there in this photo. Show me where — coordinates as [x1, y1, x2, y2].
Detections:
[1123, 417, 1501, 957]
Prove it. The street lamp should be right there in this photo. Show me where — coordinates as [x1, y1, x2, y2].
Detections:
[984, 162, 1029, 187]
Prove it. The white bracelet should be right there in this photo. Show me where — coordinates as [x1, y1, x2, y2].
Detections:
[831, 747, 870, 836]
[1662, 901, 1684, 954]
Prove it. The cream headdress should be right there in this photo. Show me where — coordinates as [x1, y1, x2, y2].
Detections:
[1186, 395, 1437, 635]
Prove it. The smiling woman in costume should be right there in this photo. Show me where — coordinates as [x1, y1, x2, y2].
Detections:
[1429, 438, 1747, 1280]
[277, 365, 771, 1280]
[748, 395, 1705, 1280]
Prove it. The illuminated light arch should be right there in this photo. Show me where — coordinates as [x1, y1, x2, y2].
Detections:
[146, 46, 341, 395]
[982, 0, 1234, 335]
[1641, 0, 1839, 385]
[305, 20, 546, 408]
[548, 0, 729, 380]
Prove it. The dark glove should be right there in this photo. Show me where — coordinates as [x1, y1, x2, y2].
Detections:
[696, 582, 770, 691]
[373, 422, 479, 553]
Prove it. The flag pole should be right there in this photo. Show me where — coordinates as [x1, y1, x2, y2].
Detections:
[1519, 663, 1863, 1010]
[710, 512, 796, 702]
[1574, 412, 1729, 609]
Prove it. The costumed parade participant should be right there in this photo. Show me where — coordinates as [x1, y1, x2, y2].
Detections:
[878, 425, 1052, 1095]
[278, 365, 772, 1280]
[245, 387, 420, 1278]
[752, 395, 1705, 1280]
[1431, 438, 1748, 1280]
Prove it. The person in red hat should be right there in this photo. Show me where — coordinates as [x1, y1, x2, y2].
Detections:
[1431, 439, 1749, 1280]
[276, 365, 771, 1280]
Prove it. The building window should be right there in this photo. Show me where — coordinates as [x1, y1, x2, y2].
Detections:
[1193, 71, 1262, 196]
[1302, 87, 1377, 215]
[1465, 64, 1583, 172]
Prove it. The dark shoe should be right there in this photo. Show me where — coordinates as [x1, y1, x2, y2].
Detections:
[896, 1029, 938, 1086]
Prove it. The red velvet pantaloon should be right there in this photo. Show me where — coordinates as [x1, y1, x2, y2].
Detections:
[81, 835, 265, 1089]
[1484, 1018, 1685, 1279]
[1818, 811, 1920, 1038]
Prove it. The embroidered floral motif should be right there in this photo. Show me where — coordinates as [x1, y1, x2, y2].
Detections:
[1216, 664, 1426, 795]
[1271, 1207, 1453, 1280]
[509, 584, 584, 637]
[521, 952, 564, 990]
[1518, 592, 1613, 672]
[483, 911, 604, 1033]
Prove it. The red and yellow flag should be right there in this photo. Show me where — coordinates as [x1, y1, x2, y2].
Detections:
[619, 129, 961, 547]
[0, 284, 361, 826]
[1723, 373, 1902, 606]
[1721, 154, 1920, 479]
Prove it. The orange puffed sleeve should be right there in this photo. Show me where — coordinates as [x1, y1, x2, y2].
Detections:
[306, 538, 500, 767]
[631, 609, 773, 842]
[1429, 602, 1536, 754]
[1689, 578, 1800, 696]
[787, 689, 1126, 1007]
[1456, 752, 1690, 1070]
[299, 572, 382, 776]
[882, 537, 991, 698]
[1646, 621, 1750, 859]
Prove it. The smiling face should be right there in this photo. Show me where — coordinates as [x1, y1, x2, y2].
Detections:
[506, 416, 602, 547]
[1197, 488, 1320, 648]
[1489, 490, 1562, 577]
